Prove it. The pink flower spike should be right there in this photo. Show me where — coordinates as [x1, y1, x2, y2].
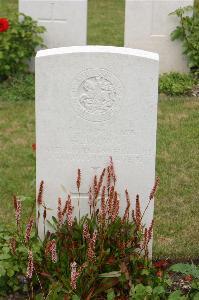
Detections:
[88, 187, 93, 208]
[110, 156, 116, 184]
[66, 195, 73, 227]
[26, 250, 34, 279]
[15, 199, 22, 226]
[83, 222, 90, 240]
[76, 168, 81, 192]
[57, 197, 63, 225]
[87, 230, 97, 262]
[70, 261, 79, 290]
[25, 217, 34, 244]
[149, 177, 160, 200]
[46, 239, 58, 263]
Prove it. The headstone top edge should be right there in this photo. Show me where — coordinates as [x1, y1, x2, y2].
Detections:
[36, 46, 159, 61]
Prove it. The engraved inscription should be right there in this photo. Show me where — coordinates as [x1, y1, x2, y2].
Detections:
[71, 69, 122, 122]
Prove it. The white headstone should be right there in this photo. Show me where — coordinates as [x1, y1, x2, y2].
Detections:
[19, 0, 87, 49]
[125, 0, 193, 73]
[36, 46, 159, 241]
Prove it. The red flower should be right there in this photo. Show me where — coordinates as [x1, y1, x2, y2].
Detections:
[184, 275, 192, 282]
[156, 270, 163, 278]
[32, 143, 36, 151]
[154, 260, 168, 270]
[0, 18, 9, 32]
[106, 256, 115, 265]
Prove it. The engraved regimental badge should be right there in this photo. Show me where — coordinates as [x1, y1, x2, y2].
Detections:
[71, 69, 122, 122]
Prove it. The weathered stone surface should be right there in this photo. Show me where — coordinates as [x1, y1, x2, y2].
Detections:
[125, 0, 193, 73]
[19, 0, 87, 48]
[36, 46, 159, 242]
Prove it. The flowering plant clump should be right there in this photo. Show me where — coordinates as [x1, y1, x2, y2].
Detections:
[0, 13, 45, 80]
[170, 5, 199, 77]
[0, 159, 198, 299]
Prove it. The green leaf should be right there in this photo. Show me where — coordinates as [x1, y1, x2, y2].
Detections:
[140, 269, 150, 276]
[165, 278, 173, 287]
[47, 220, 57, 230]
[52, 216, 58, 224]
[153, 285, 165, 296]
[7, 269, 15, 277]
[107, 289, 115, 300]
[0, 254, 11, 260]
[168, 290, 186, 300]
[131, 284, 153, 299]
[191, 281, 199, 290]
[193, 292, 199, 300]
[0, 265, 6, 277]
[2, 247, 10, 254]
[72, 296, 80, 300]
[17, 245, 28, 253]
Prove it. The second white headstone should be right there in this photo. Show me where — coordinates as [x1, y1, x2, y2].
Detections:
[19, 0, 87, 49]
[125, 0, 193, 73]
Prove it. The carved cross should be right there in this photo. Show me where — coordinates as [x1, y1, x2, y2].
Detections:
[38, 2, 67, 24]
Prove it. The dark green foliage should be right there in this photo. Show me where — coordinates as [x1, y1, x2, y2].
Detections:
[0, 210, 183, 299]
[0, 13, 45, 79]
[0, 73, 34, 101]
[0, 226, 42, 297]
[170, 6, 199, 77]
[169, 264, 199, 279]
[159, 72, 196, 96]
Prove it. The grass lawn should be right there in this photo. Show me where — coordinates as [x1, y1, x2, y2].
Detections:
[0, 0, 18, 17]
[0, 0, 199, 259]
[155, 98, 199, 259]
